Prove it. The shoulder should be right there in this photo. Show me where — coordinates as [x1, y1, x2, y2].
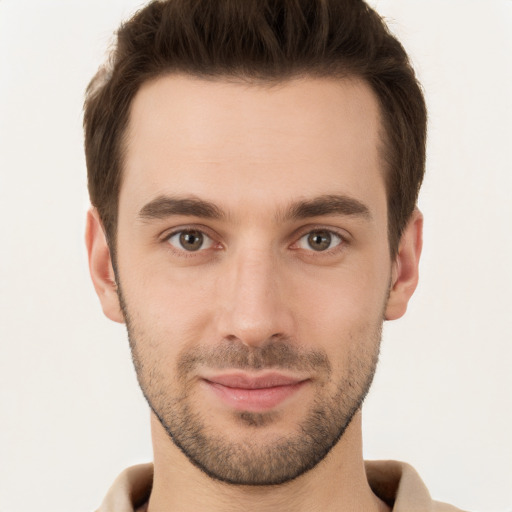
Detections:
[432, 500, 468, 512]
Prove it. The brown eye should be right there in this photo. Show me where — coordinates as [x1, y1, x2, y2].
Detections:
[307, 231, 331, 251]
[179, 230, 203, 251]
[167, 230, 213, 252]
[296, 230, 343, 252]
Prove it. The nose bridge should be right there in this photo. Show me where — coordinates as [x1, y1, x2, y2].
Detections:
[216, 244, 291, 347]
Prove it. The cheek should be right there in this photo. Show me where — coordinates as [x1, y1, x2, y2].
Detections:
[294, 259, 389, 317]
[117, 233, 391, 363]
[119, 262, 218, 355]
[290, 259, 389, 353]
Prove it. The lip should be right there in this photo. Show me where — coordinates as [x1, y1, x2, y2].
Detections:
[201, 372, 309, 412]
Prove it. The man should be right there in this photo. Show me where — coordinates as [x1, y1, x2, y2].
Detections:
[84, 0, 464, 510]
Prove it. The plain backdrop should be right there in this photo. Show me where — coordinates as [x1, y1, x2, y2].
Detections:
[1, 1, 511, 511]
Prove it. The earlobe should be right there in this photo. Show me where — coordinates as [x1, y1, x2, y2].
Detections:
[85, 208, 125, 324]
[385, 209, 423, 321]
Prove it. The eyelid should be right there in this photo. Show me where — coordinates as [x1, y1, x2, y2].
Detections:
[297, 231, 342, 250]
[161, 223, 218, 241]
[159, 223, 349, 256]
[291, 224, 350, 241]
[161, 224, 222, 253]
[289, 225, 350, 252]
[167, 230, 214, 250]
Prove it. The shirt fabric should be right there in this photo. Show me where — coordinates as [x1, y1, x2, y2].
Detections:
[97, 460, 466, 512]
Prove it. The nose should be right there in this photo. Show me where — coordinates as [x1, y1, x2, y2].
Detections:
[214, 247, 294, 348]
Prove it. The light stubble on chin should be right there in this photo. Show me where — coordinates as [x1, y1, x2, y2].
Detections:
[118, 285, 382, 486]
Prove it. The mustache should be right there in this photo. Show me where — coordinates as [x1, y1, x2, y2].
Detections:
[177, 338, 331, 377]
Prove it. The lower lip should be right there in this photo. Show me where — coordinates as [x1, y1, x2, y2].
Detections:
[203, 380, 308, 412]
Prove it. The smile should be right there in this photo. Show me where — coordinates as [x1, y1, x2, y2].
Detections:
[201, 372, 310, 412]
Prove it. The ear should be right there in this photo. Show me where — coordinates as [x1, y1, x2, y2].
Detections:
[85, 208, 124, 324]
[385, 209, 423, 321]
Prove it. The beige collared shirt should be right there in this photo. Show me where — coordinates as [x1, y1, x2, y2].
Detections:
[97, 460, 466, 511]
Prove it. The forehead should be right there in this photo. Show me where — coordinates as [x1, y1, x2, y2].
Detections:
[121, 74, 385, 217]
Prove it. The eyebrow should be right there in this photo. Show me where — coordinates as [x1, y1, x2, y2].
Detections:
[280, 194, 372, 222]
[138, 196, 225, 221]
[137, 194, 371, 223]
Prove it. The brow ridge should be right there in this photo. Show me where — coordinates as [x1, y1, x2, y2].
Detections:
[280, 194, 371, 222]
[138, 196, 224, 221]
[137, 193, 371, 223]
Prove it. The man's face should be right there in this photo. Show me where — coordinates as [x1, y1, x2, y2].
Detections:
[113, 75, 394, 485]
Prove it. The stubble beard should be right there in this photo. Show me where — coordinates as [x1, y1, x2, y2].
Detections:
[118, 287, 383, 486]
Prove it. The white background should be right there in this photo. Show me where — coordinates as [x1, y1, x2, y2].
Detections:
[0, 1, 511, 511]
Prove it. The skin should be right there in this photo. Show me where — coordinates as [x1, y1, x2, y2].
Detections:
[86, 75, 422, 512]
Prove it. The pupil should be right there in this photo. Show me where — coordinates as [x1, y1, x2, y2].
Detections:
[308, 231, 331, 251]
[180, 231, 203, 251]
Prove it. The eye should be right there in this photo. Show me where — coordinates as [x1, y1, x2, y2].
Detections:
[296, 229, 343, 252]
[166, 229, 214, 252]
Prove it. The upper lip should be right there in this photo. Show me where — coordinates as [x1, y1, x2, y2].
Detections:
[203, 372, 308, 389]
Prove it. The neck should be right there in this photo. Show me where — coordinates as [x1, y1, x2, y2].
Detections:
[147, 411, 390, 512]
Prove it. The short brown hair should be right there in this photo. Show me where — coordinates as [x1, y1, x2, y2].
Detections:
[84, 0, 427, 256]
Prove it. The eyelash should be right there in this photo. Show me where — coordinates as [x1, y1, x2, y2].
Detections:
[161, 225, 348, 257]
[163, 226, 221, 258]
[292, 228, 346, 254]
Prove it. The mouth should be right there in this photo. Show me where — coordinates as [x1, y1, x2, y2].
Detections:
[200, 372, 310, 412]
